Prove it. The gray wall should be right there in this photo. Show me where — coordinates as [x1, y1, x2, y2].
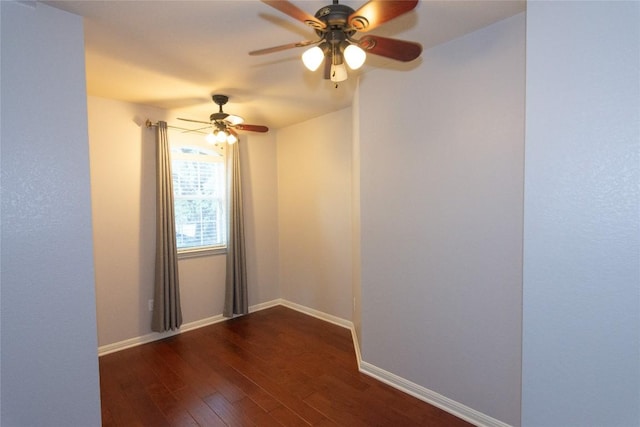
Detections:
[1, 2, 102, 426]
[522, 2, 640, 425]
[351, 88, 362, 345]
[358, 14, 525, 426]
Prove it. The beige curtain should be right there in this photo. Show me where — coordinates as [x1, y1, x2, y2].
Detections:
[151, 121, 183, 331]
[223, 141, 248, 317]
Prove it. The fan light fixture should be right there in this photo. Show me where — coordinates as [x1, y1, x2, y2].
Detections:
[249, 1, 422, 87]
[302, 42, 366, 81]
[178, 94, 269, 144]
[206, 127, 237, 145]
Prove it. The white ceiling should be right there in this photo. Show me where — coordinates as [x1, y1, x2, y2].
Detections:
[44, 0, 525, 130]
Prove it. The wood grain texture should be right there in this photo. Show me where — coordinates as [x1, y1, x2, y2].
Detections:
[99, 306, 472, 426]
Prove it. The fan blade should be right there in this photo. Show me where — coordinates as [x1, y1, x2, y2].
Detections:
[348, 0, 418, 32]
[185, 125, 211, 134]
[177, 117, 211, 125]
[261, 0, 326, 30]
[235, 124, 269, 133]
[358, 35, 422, 62]
[249, 39, 320, 56]
[225, 114, 244, 126]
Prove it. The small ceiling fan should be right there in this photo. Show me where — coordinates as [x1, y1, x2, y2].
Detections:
[178, 94, 268, 144]
[249, 0, 422, 83]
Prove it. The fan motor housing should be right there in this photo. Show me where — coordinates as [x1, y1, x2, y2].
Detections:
[210, 112, 229, 121]
[315, 4, 355, 28]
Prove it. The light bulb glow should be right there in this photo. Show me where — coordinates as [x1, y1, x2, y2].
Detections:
[206, 132, 216, 144]
[227, 133, 238, 144]
[344, 44, 366, 70]
[302, 46, 324, 71]
[330, 63, 348, 82]
[216, 130, 227, 142]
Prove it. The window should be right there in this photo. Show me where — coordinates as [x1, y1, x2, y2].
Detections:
[171, 142, 226, 255]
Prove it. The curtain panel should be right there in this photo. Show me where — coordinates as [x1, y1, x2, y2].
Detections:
[224, 141, 248, 317]
[152, 121, 183, 331]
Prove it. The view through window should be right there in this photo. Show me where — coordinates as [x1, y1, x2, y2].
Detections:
[171, 143, 226, 252]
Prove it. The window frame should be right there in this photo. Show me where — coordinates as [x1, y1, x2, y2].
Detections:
[169, 135, 227, 258]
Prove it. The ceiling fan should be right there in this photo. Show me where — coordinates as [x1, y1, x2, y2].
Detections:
[249, 0, 422, 83]
[178, 95, 268, 144]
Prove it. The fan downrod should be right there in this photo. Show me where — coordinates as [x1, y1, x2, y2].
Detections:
[210, 94, 230, 121]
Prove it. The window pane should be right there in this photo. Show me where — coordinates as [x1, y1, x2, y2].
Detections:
[171, 149, 225, 251]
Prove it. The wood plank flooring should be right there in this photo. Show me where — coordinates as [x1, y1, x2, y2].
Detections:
[99, 305, 472, 426]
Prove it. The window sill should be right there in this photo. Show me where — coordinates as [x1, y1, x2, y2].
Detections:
[177, 246, 226, 259]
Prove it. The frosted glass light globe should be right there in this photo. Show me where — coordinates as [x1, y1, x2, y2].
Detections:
[302, 46, 324, 71]
[216, 130, 228, 142]
[344, 44, 366, 70]
[206, 132, 216, 144]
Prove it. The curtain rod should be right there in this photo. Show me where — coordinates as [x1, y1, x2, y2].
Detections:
[145, 119, 208, 135]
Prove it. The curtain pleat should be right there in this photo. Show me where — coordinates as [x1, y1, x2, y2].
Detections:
[223, 141, 248, 317]
[152, 121, 183, 331]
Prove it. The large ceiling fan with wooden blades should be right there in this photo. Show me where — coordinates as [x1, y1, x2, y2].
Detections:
[250, 0, 422, 83]
[178, 94, 268, 144]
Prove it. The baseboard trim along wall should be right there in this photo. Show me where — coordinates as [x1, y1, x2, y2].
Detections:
[97, 314, 225, 356]
[278, 299, 353, 329]
[97, 299, 281, 356]
[97, 299, 509, 427]
[359, 361, 511, 427]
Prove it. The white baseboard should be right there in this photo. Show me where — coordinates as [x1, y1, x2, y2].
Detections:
[350, 325, 362, 370]
[97, 299, 509, 426]
[248, 298, 281, 313]
[359, 361, 511, 427]
[278, 299, 353, 329]
[97, 314, 223, 356]
[98, 299, 281, 356]
[279, 301, 509, 426]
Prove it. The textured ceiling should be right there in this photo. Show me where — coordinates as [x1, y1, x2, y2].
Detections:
[45, 0, 525, 130]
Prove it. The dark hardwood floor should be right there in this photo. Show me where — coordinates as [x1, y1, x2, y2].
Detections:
[99, 305, 472, 426]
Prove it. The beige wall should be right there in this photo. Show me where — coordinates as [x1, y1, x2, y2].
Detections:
[241, 131, 280, 306]
[88, 96, 162, 346]
[88, 96, 279, 346]
[277, 108, 354, 321]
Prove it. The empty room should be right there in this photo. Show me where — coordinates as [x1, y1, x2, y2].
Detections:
[1, 1, 638, 426]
